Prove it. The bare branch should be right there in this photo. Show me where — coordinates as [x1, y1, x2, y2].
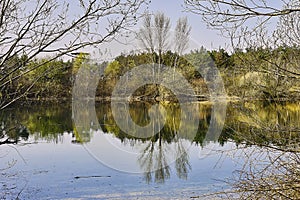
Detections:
[0, 0, 150, 108]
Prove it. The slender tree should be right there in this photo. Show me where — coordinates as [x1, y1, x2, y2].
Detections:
[137, 12, 171, 98]
[137, 12, 191, 97]
[173, 17, 191, 79]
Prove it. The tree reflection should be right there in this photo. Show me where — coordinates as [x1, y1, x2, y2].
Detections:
[136, 110, 192, 183]
[0, 104, 72, 144]
[97, 102, 200, 183]
[138, 139, 171, 183]
[0, 101, 211, 183]
[3, 100, 300, 189]
[215, 101, 300, 199]
[174, 136, 191, 180]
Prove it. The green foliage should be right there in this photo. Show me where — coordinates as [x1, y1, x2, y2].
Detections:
[1, 46, 300, 102]
[72, 53, 90, 75]
[209, 48, 233, 69]
[24, 59, 72, 98]
[0, 104, 72, 143]
[104, 60, 121, 78]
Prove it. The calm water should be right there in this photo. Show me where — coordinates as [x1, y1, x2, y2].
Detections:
[1, 101, 300, 199]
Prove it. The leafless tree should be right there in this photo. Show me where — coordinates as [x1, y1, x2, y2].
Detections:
[223, 124, 300, 199]
[138, 12, 191, 64]
[184, 1, 300, 198]
[184, 0, 300, 99]
[199, 101, 300, 199]
[137, 12, 170, 98]
[173, 17, 191, 79]
[137, 12, 171, 66]
[274, 3, 300, 47]
[184, 0, 300, 28]
[0, 0, 149, 109]
[174, 17, 191, 56]
[137, 12, 191, 97]
[184, 0, 300, 48]
[138, 13, 156, 55]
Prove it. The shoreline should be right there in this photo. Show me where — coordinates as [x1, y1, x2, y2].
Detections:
[7, 95, 300, 109]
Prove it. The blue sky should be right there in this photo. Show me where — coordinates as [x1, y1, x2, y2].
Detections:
[90, 0, 286, 60]
[96, 0, 229, 60]
[146, 0, 286, 51]
[147, 0, 229, 50]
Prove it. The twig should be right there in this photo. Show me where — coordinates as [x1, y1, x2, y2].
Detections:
[74, 175, 111, 179]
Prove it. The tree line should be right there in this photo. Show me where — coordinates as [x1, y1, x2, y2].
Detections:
[2, 45, 300, 105]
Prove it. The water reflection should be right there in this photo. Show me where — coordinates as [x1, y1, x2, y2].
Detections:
[221, 101, 300, 147]
[97, 102, 214, 145]
[1, 101, 300, 184]
[0, 104, 73, 144]
[92, 101, 205, 182]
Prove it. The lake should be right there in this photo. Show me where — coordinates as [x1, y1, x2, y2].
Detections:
[1, 101, 300, 199]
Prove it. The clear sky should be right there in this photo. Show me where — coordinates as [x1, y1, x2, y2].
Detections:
[95, 0, 230, 60]
[143, 0, 285, 52]
[147, 0, 229, 50]
[91, 0, 285, 60]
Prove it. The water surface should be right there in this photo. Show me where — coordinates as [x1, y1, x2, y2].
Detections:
[1, 101, 300, 199]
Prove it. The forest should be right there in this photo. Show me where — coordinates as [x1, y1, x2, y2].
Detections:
[2, 45, 300, 105]
[1, 0, 300, 199]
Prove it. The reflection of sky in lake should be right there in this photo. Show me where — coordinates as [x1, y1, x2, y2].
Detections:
[1, 132, 238, 199]
[3, 101, 298, 199]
